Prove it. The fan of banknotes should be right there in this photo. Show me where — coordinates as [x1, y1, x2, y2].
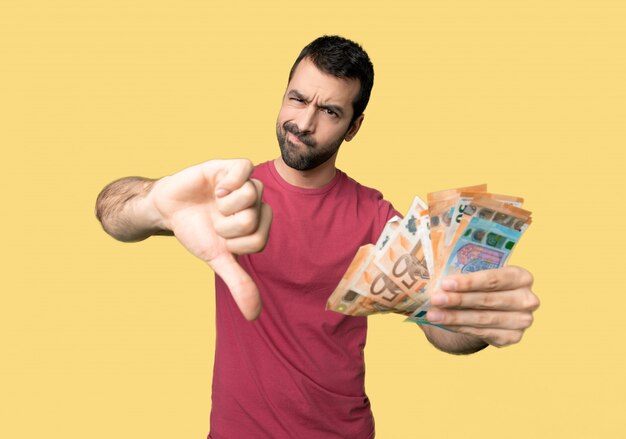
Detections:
[326, 184, 532, 324]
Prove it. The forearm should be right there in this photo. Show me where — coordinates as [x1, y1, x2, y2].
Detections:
[420, 324, 488, 355]
[95, 177, 170, 242]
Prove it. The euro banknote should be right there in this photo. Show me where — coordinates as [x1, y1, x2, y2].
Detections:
[327, 185, 532, 323]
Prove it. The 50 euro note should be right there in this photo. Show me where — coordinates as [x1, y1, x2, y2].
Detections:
[326, 245, 395, 316]
[373, 197, 431, 314]
[347, 216, 422, 314]
[326, 216, 406, 316]
[349, 246, 420, 315]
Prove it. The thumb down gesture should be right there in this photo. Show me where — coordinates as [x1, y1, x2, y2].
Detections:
[149, 159, 272, 320]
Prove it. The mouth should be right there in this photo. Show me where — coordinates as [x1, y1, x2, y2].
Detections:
[287, 131, 306, 146]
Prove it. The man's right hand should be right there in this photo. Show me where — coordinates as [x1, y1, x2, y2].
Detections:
[97, 159, 272, 320]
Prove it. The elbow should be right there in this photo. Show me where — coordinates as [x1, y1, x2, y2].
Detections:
[94, 186, 139, 242]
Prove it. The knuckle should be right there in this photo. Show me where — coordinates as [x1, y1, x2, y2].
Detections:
[442, 311, 456, 325]
[481, 293, 497, 309]
[232, 234, 267, 255]
[465, 327, 490, 341]
[238, 210, 259, 235]
[485, 270, 500, 291]
[237, 158, 254, 174]
[446, 293, 462, 307]
[491, 334, 508, 348]
[454, 326, 469, 335]
[251, 178, 264, 197]
[531, 294, 541, 311]
[496, 331, 522, 347]
[476, 312, 495, 327]
[460, 275, 473, 291]
[474, 328, 490, 339]
[512, 266, 534, 287]
[242, 181, 258, 205]
[516, 312, 533, 329]
[524, 292, 540, 311]
[215, 194, 233, 213]
[226, 239, 246, 255]
[249, 234, 266, 252]
[510, 331, 523, 345]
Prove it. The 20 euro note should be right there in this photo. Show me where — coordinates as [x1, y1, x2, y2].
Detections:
[408, 216, 525, 322]
[444, 192, 524, 247]
[427, 185, 487, 277]
[438, 198, 532, 274]
[410, 199, 532, 320]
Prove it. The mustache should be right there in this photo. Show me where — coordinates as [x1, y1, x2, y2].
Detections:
[283, 122, 315, 147]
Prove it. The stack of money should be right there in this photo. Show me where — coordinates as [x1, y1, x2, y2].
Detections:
[326, 185, 532, 324]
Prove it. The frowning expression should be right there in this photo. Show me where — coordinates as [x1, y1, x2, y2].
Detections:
[276, 57, 363, 171]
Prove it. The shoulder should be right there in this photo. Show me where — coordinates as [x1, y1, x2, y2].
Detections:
[339, 170, 392, 206]
[338, 170, 400, 223]
[251, 161, 272, 181]
[339, 170, 383, 200]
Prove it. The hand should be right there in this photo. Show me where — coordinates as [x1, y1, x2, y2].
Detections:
[149, 159, 272, 321]
[426, 267, 539, 347]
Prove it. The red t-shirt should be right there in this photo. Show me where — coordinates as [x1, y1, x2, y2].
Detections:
[209, 161, 398, 439]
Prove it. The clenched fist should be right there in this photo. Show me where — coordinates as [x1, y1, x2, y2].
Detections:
[425, 266, 539, 349]
[96, 159, 272, 320]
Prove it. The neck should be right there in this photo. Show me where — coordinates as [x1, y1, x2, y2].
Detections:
[273, 155, 338, 189]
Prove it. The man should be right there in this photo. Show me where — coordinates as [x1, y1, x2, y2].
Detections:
[96, 36, 539, 439]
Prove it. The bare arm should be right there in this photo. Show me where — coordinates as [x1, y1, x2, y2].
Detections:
[94, 160, 273, 320]
[421, 325, 488, 355]
[95, 177, 169, 242]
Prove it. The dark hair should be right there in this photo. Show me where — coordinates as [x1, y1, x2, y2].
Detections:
[288, 35, 374, 125]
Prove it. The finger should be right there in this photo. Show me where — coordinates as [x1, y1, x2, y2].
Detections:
[213, 205, 260, 238]
[215, 179, 261, 216]
[426, 308, 533, 330]
[208, 251, 262, 321]
[226, 203, 273, 254]
[448, 327, 525, 348]
[210, 159, 254, 198]
[441, 266, 534, 293]
[431, 290, 529, 311]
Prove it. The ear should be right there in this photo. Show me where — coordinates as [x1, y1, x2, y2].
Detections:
[344, 114, 365, 142]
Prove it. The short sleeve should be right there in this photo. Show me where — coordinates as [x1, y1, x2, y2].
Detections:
[375, 197, 402, 238]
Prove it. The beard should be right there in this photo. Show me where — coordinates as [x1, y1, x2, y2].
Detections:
[276, 121, 345, 171]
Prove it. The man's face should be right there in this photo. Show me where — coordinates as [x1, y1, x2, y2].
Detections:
[276, 57, 363, 171]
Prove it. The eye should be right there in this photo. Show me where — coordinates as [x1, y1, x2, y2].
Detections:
[322, 108, 338, 118]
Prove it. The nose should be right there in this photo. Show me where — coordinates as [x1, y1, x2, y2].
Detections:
[295, 105, 317, 134]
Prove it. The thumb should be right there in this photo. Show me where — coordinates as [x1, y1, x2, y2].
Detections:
[209, 251, 262, 321]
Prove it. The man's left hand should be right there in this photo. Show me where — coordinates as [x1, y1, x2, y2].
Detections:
[426, 266, 540, 348]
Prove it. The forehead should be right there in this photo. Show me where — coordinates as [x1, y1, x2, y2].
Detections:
[287, 58, 360, 108]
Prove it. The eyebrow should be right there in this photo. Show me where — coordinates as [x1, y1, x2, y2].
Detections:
[287, 89, 345, 118]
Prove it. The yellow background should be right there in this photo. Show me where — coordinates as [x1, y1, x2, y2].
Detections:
[1, 1, 624, 438]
